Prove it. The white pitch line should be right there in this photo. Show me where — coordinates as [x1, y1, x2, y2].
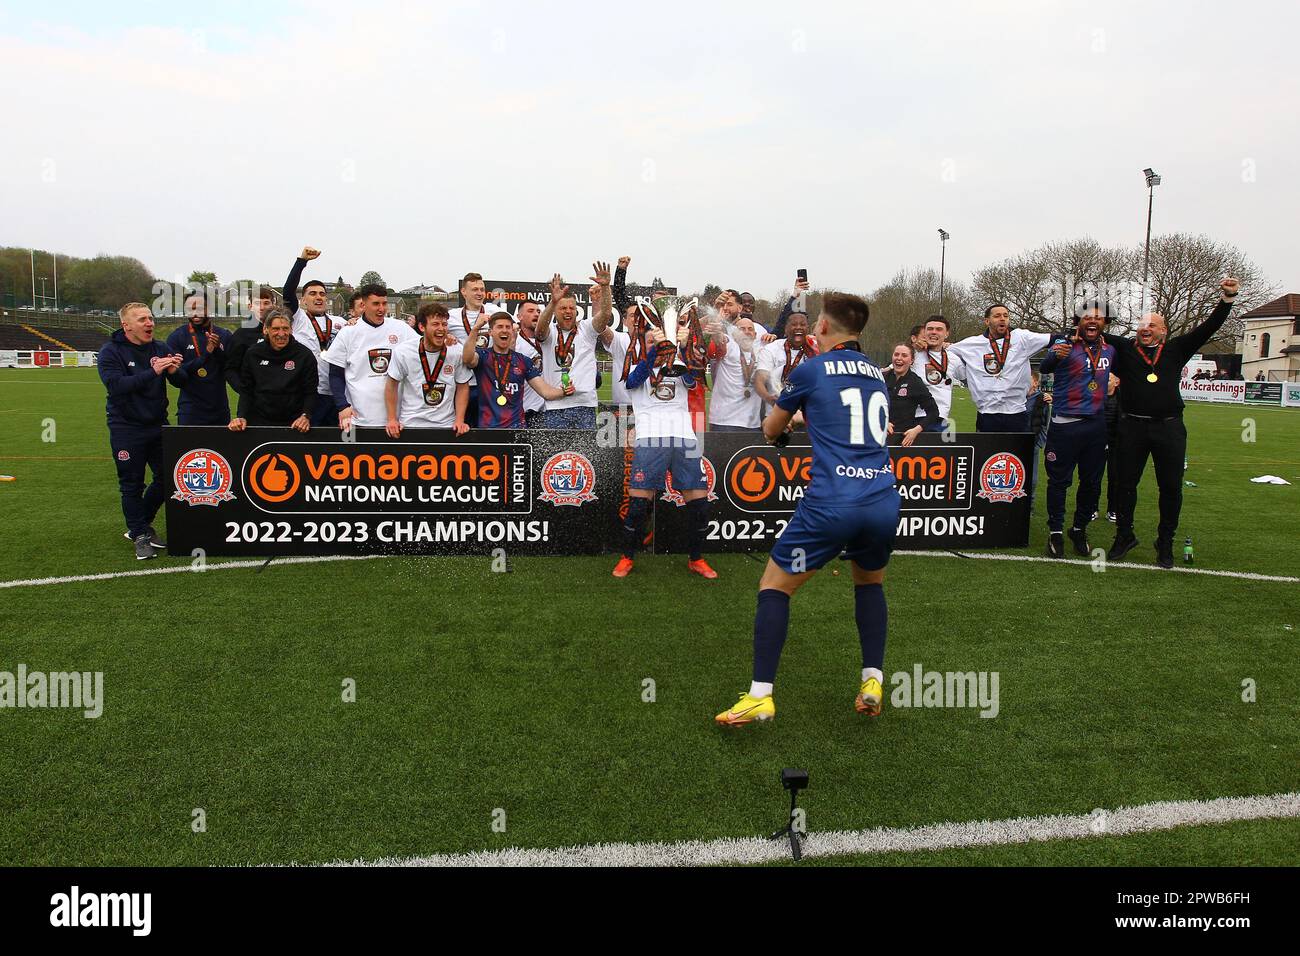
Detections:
[327, 791, 1300, 867]
[898, 549, 1299, 583]
[0, 547, 1294, 590]
[0, 554, 388, 589]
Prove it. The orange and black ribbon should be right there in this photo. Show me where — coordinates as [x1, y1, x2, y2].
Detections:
[782, 341, 809, 382]
[1137, 341, 1164, 375]
[986, 331, 1011, 373]
[308, 314, 333, 351]
[554, 326, 577, 368]
[620, 314, 646, 382]
[418, 342, 447, 390]
[925, 348, 948, 378]
[490, 350, 513, 400]
[1081, 339, 1103, 384]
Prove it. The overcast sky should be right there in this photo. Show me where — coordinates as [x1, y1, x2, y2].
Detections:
[2, 0, 1296, 299]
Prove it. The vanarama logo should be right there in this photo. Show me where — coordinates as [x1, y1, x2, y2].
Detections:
[172, 448, 235, 506]
[241, 442, 532, 514]
[723, 446, 809, 512]
[893, 447, 974, 510]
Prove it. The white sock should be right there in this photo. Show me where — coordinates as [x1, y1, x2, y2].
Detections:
[749, 681, 773, 699]
[862, 667, 883, 685]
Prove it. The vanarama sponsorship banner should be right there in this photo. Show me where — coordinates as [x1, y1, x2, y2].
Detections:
[163, 427, 625, 557]
[1179, 379, 1245, 404]
[652, 432, 1032, 553]
[164, 428, 1031, 556]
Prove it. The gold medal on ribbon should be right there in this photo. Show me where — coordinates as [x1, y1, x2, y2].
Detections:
[196, 367, 207, 378]
[1147, 373, 1158, 383]
[496, 395, 507, 406]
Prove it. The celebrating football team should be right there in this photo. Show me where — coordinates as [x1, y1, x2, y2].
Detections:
[97, 245, 1243, 724]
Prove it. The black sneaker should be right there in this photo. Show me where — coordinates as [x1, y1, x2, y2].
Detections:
[123, 526, 166, 549]
[1105, 512, 1117, 523]
[133, 534, 158, 561]
[1047, 532, 1064, 558]
[1155, 538, 1174, 569]
[1107, 531, 1139, 561]
[1067, 527, 1090, 557]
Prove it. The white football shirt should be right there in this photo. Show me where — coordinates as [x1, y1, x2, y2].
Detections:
[324, 317, 419, 426]
[913, 346, 966, 420]
[630, 362, 695, 440]
[709, 335, 764, 428]
[538, 317, 599, 410]
[446, 305, 500, 349]
[291, 309, 346, 396]
[947, 329, 1051, 415]
[385, 338, 473, 428]
[514, 332, 546, 413]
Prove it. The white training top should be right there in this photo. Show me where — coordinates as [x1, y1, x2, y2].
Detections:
[514, 332, 546, 413]
[913, 345, 966, 420]
[291, 309, 346, 396]
[446, 306, 501, 349]
[604, 328, 633, 407]
[947, 329, 1051, 415]
[324, 316, 419, 426]
[630, 364, 695, 440]
[709, 334, 764, 428]
[538, 317, 600, 410]
[385, 338, 473, 428]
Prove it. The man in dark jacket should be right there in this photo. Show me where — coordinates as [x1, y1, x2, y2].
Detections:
[882, 343, 938, 445]
[165, 292, 232, 425]
[98, 302, 189, 560]
[1105, 277, 1239, 567]
[228, 310, 317, 430]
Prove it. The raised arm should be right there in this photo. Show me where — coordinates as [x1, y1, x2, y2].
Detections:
[589, 261, 612, 334]
[612, 256, 631, 319]
[283, 246, 319, 316]
[1173, 278, 1239, 358]
[536, 273, 566, 344]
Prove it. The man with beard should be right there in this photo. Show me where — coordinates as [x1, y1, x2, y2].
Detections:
[708, 315, 765, 431]
[165, 291, 232, 425]
[384, 303, 471, 435]
[226, 285, 275, 395]
[1104, 277, 1240, 567]
[228, 308, 317, 431]
[948, 304, 1051, 432]
[1039, 304, 1115, 558]
[285, 247, 348, 427]
[755, 312, 816, 423]
[324, 284, 419, 429]
[914, 314, 964, 431]
[462, 311, 573, 428]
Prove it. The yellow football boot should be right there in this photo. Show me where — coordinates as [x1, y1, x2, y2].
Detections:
[855, 677, 883, 716]
[715, 693, 775, 727]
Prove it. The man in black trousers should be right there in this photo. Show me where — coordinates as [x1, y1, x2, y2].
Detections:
[1105, 277, 1239, 567]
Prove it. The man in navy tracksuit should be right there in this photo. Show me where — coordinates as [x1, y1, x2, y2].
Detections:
[99, 302, 189, 560]
[1039, 304, 1115, 559]
[165, 293, 232, 425]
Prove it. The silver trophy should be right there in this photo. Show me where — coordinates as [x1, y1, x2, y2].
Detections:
[636, 294, 691, 376]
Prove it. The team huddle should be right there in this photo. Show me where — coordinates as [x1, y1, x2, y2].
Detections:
[95, 246, 1242, 727]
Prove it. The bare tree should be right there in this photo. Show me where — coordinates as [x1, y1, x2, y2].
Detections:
[1140, 233, 1275, 345]
[973, 237, 1135, 333]
[864, 268, 980, 361]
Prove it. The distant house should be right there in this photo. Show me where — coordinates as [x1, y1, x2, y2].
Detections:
[396, 284, 448, 298]
[1240, 294, 1300, 382]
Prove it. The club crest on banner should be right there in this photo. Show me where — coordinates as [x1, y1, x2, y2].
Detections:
[173, 448, 236, 506]
[976, 452, 1027, 503]
[538, 451, 597, 506]
[661, 456, 718, 506]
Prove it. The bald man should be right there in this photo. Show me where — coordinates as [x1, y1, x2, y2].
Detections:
[1104, 277, 1239, 567]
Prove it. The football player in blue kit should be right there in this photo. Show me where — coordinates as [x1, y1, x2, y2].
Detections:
[716, 292, 901, 726]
